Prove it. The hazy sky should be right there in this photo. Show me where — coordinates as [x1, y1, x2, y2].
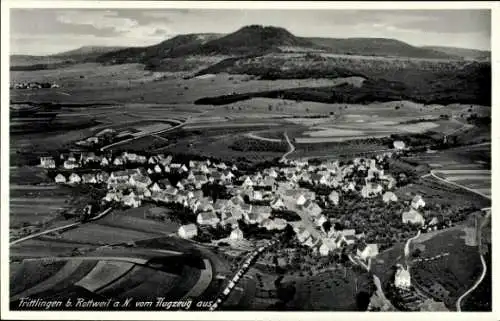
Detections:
[10, 9, 491, 55]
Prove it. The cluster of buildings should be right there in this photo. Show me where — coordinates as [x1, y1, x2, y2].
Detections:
[11, 82, 59, 89]
[42, 148, 436, 259]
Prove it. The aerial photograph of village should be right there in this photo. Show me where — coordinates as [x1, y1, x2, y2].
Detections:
[7, 6, 492, 313]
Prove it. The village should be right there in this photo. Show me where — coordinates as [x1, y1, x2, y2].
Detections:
[39, 146, 445, 268]
[10, 81, 60, 89]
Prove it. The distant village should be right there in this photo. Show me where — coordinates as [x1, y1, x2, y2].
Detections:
[39, 145, 446, 278]
[10, 82, 60, 90]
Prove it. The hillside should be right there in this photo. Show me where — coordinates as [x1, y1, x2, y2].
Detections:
[52, 46, 126, 60]
[306, 37, 460, 60]
[11, 46, 125, 67]
[96, 33, 223, 65]
[421, 46, 490, 61]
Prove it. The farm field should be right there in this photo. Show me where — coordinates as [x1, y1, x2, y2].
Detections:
[403, 147, 491, 198]
[284, 267, 370, 310]
[10, 183, 75, 229]
[410, 227, 484, 309]
[96, 207, 180, 236]
[58, 223, 157, 245]
[10, 64, 352, 105]
[10, 239, 98, 260]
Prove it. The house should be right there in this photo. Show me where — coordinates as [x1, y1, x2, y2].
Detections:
[101, 157, 110, 167]
[140, 188, 152, 199]
[148, 156, 158, 164]
[154, 164, 163, 174]
[240, 176, 254, 188]
[296, 228, 311, 243]
[194, 174, 208, 185]
[270, 198, 285, 210]
[150, 182, 162, 193]
[221, 211, 240, 227]
[213, 199, 229, 213]
[69, 173, 82, 184]
[402, 208, 425, 226]
[411, 195, 425, 210]
[176, 180, 186, 191]
[122, 192, 141, 208]
[113, 157, 124, 166]
[342, 181, 356, 192]
[328, 191, 340, 205]
[344, 235, 357, 245]
[82, 173, 97, 184]
[165, 186, 178, 196]
[80, 152, 98, 164]
[54, 173, 66, 184]
[382, 191, 398, 203]
[428, 217, 439, 226]
[264, 168, 278, 178]
[245, 212, 264, 225]
[178, 224, 198, 239]
[96, 172, 109, 183]
[315, 215, 327, 227]
[198, 198, 214, 212]
[229, 227, 244, 240]
[40, 156, 56, 169]
[361, 183, 383, 198]
[129, 174, 152, 189]
[302, 200, 322, 217]
[103, 191, 122, 203]
[197, 211, 220, 226]
[179, 190, 194, 200]
[296, 194, 307, 206]
[319, 239, 337, 256]
[221, 170, 235, 182]
[393, 140, 406, 150]
[63, 160, 79, 170]
[170, 163, 181, 169]
[252, 205, 271, 219]
[341, 229, 356, 237]
[240, 203, 252, 214]
[356, 243, 379, 261]
[229, 195, 245, 208]
[394, 264, 411, 289]
[252, 190, 264, 201]
[262, 218, 287, 231]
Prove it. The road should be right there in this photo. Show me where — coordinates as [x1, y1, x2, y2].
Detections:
[100, 119, 188, 151]
[245, 132, 283, 143]
[404, 230, 421, 268]
[281, 131, 295, 161]
[455, 254, 487, 311]
[428, 170, 491, 200]
[9, 208, 113, 246]
[455, 207, 491, 312]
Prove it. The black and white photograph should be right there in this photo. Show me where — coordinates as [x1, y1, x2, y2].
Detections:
[3, 1, 495, 317]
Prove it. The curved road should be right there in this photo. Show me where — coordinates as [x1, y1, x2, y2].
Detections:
[455, 254, 487, 311]
[428, 170, 491, 200]
[100, 119, 188, 151]
[245, 132, 283, 143]
[10, 208, 113, 246]
[404, 230, 421, 268]
[281, 132, 295, 161]
[455, 208, 491, 312]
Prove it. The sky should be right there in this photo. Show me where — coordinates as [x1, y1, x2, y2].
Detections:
[10, 9, 491, 55]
